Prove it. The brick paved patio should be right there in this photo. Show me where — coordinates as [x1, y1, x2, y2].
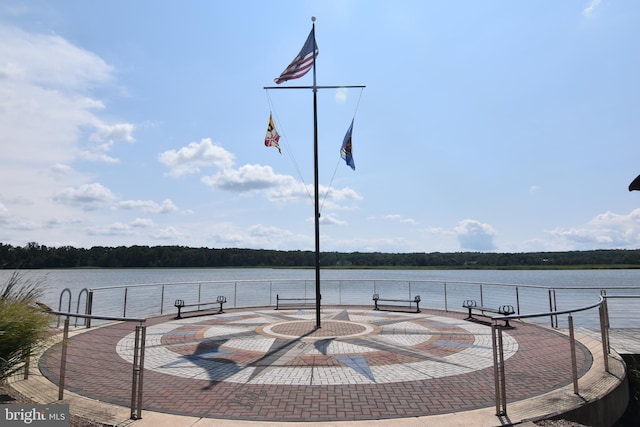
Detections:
[38, 307, 592, 422]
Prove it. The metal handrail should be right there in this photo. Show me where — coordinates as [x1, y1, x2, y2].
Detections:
[89, 278, 556, 291]
[50, 310, 146, 419]
[84, 278, 640, 328]
[603, 294, 640, 299]
[490, 295, 609, 417]
[492, 296, 604, 321]
[49, 310, 145, 324]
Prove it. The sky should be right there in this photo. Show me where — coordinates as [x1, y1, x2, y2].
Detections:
[1, 0, 640, 254]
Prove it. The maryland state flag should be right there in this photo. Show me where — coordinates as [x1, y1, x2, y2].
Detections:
[264, 113, 281, 154]
[340, 119, 355, 170]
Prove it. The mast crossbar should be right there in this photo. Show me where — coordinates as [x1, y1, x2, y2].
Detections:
[264, 85, 366, 90]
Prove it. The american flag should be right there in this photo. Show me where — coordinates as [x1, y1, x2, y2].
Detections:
[274, 29, 319, 84]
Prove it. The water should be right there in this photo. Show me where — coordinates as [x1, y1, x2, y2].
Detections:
[2, 268, 639, 328]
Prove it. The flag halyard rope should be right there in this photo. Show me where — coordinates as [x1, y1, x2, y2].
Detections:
[265, 89, 314, 203]
[320, 87, 365, 214]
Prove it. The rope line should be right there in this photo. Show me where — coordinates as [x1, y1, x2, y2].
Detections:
[265, 87, 365, 215]
[265, 90, 313, 202]
[320, 87, 365, 213]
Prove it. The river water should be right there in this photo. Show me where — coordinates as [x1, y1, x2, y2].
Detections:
[2, 268, 639, 328]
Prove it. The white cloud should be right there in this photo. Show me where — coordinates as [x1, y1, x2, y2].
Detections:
[422, 226, 455, 237]
[0, 25, 131, 168]
[203, 164, 288, 192]
[0, 24, 145, 246]
[318, 214, 346, 226]
[384, 214, 418, 225]
[158, 138, 235, 177]
[153, 226, 182, 240]
[90, 123, 135, 144]
[130, 218, 154, 228]
[117, 198, 179, 214]
[324, 187, 363, 202]
[454, 219, 497, 251]
[0, 203, 9, 218]
[81, 122, 136, 164]
[547, 209, 640, 249]
[583, 0, 601, 16]
[0, 25, 113, 89]
[54, 183, 117, 210]
[201, 162, 362, 205]
[87, 218, 154, 236]
[210, 223, 310, 250]
[50, 163, 74, 178]
[264, 179, 314, 202]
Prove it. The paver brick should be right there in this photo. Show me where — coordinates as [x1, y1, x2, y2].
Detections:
[37, 307, 592, 422]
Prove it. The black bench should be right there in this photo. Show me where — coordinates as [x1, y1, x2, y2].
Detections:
[372, 294, 421, 313]
[462, 299, 515, 327]
[174, 296, 226, 319]
[275, 294, 319, 310]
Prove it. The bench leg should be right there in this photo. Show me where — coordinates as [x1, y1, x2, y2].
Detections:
[175, 307, 183, 320]
[373, 300, 379, 310]
[218, 302, 224, 314]
[415, 302, 420, 313]
[465, 308, 473, 320]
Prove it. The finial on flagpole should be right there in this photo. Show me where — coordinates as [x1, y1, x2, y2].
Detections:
[311, 16, 316, 22]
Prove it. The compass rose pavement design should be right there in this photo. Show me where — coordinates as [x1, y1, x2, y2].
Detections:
[117, 308, 518, 386]
[40, 307, 592, 422]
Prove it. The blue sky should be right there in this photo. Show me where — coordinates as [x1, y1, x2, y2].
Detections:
[1, 0, 639, 253]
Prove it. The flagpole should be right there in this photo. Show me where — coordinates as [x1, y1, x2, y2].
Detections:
[264, 17, 365, 330]
[311, 17, 322, 329]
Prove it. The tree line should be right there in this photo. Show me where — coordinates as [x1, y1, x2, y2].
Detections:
[2, 242, 640, 269]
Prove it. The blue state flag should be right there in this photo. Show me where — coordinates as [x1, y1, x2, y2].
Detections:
[340, 119, 355, 171]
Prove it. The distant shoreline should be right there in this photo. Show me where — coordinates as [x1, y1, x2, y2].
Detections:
[3, 264, 640, 271]
[2, 243, 640, 269]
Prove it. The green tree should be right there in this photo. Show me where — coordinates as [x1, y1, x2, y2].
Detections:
[0, 272, 51, 382]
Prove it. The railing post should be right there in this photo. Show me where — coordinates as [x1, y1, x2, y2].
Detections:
[123, 288, 128, 317]
[599, 302, 610, 373]
[548, 289, 559, 327]
[57, 288, 72, 328]
[130, 324, 145, 419]
[76, 288, 89, 327]
[86, 290, 93, 328]
[515, 287, 520, 315]
[58, 317, 69, 400]
[492, 324, 507, 416]
[480, 284, 484, 307]
[444, 282, 448, 311]
[136, 324, 146, 419]
[160, 285, 165, 315]
[568, 314, 579, 395]
[553, 290, 558, 328]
